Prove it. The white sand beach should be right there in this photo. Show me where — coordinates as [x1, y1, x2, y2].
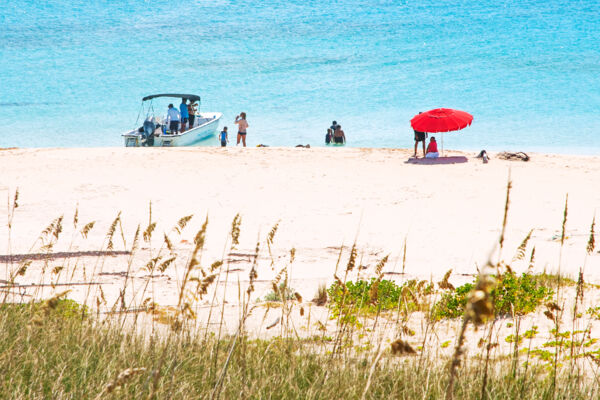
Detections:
[1, 147, 599, 350]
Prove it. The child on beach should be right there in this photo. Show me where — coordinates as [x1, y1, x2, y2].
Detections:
[219, 126, 229, 147]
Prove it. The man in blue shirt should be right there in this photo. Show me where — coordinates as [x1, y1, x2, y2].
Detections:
[180, 98, 189, 132]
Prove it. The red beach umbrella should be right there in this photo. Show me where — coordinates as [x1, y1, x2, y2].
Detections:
[410, 108, 473, 156]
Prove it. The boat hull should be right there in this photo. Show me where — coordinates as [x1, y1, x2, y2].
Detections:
[122, 112, 222, 147]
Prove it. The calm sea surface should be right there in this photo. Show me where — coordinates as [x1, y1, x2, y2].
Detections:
[1, 0, 598, 153]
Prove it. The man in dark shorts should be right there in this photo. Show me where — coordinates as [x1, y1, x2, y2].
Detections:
[167, 104, 181, 135]
[179, 98, 189, 132]
[413, 130, 427, 157]
[333, 125, 346, 144]
[187, 100, 197, 129]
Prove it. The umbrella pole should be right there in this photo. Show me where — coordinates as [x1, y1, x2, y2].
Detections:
[441, 132, 444, 157]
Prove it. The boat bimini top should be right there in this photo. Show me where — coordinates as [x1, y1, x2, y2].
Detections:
[142, 93, 201, 102]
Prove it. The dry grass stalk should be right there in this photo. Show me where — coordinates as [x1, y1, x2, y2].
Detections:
[94, 367, 146, 399]
[143, 222, 156, 243]
[438, 269, 454, 290]
[513, 229, 534, 261]
[587, 215, 596, 254]
[528, 246, 536, 271]
[313, 284, 328, 306]
[360, 346, 386, 400]
[390, 339, 416, 355]
[401, 236, 407, 275]
[72, 205, 78, 228]
[106, 212, 121, 251]
[230, 213, 242, 249]
[7, 188, 19, 229]
[174, 214, 193, 235]
[560, 194, 568, 246]
[158, 256, 176, 273]
[546, 302, 561, 312]
[80, 221, 95, 239]
[163, 233, 173, 252]
[369, 255, 389, 304]
[446, 272, 494, 400]
[346, 243, 357, 273]
[543, 310, 555, 321]
[267, 221, 280, 267]
[499, 172, 512, 250]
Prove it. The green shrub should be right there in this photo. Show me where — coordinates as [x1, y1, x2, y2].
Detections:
[433, 272, 553, 320]
[264, 282, 295, 302]
[327, 278, 432, 317]
[1, 298, 87, 320]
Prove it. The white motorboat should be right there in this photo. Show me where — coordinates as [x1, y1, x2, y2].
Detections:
[122, 93, 222, 147]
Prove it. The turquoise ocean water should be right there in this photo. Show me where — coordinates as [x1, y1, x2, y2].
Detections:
[1, 0, 598, 153]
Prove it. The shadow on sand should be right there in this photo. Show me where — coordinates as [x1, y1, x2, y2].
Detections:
[0, 250, 130, 263]
[405, 156, 469, 165]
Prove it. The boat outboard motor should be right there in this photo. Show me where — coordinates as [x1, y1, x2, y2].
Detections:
[143, 118, 156, 146]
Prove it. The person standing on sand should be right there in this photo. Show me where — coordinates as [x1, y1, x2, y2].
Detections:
[333, 125, 346, 144]
[166, 104, 181, 135]
[180, 98, 189, 132]
[235, 112, 249, 147]
[219, 126, 229, 147]
[425, 136, 439, 159]
[413, 129, 427, 157]
[412, 111, 427, 158]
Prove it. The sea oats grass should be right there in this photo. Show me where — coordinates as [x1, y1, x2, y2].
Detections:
[2, 184, 600, 399]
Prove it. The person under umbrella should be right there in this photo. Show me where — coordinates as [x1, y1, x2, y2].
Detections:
[425, 137, 439, 159]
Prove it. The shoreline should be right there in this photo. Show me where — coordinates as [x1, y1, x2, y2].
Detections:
[3, 145, 600, 158]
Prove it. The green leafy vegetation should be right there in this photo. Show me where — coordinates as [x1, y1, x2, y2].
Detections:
[523, 326, 539, 339]
[327, 278, 433, 317]
[433, 272, 554, 320]
[264, 282, 295, 301]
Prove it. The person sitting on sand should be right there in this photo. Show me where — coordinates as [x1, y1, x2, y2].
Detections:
[425, 137, 439, 159]
[166, 104, 181, 135]
[333, 125, 346, 144]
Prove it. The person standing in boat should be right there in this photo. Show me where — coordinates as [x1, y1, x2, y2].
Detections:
[179, 98, 189, 132]
[166, 104, 181, 135]
[235, 112, 249, 147]
[187, 99, 197, 129]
